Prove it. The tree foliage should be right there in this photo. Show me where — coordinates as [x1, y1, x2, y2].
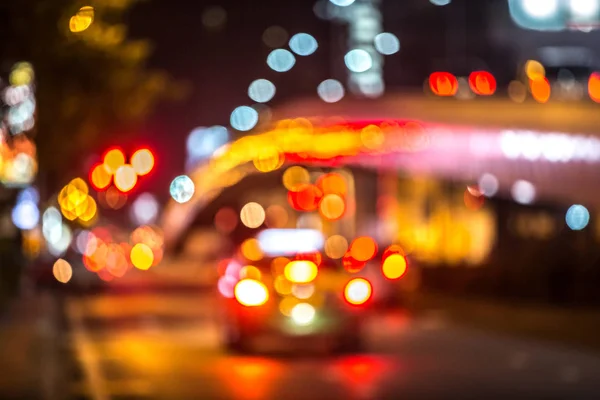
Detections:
[0, 0, 181, 190]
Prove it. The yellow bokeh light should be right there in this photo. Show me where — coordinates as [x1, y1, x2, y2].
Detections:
[131, 149, 155, 176]
[240, 202, 265, 229]
[114, 164, 137, 192]
[234, 279, 269, 307]
[284, 260, 318, 284]
[241, 238, 264, 262]
[325, 235, 348, 259]
[360, 125, 384, 150]
[9, 62, 34, 86]
[319, 194, 345, 221]
[253, 146, 284, 173]
[524, 60, 545, 80]
[69, 6, 95, 33]
[130, 243, 154, 270]
[103, 148, 125, 175]
[239, 265, 262, 280]
[382, 254, 407, 280]
[90, 164, 112, 190]
[53, 259, 73, 283]
[78, 196, 97, 222]
[282, 166, 310, 191]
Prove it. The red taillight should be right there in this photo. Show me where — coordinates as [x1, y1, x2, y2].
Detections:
[344, 278, 372, 305]
[429, 72, 458, 97]
[468, 71, 496, 96]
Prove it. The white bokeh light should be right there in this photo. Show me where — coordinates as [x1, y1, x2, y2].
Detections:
[289, 33, 318, 56]
[478, 173, 499, 197]
[267, 49, 296, 72]
[248, 79, 276, 103]
[511, 180, 536, 205]
[230, 106, 259, 131]
[317, 79, 345, 103]
[570, 0, 599, 17]
[430, 0, 451, 5]
[522, 0, 559, 18]
[48, 224, 72, 257]
[374, 32, 400, 55]
[42, 207, 62, 244]
[290, 303, 316, 325]
[330, 0, 355, 6]
[170, 175, 195, 204]
[344, 49, 373, 73]
[131, 193, 160, 225]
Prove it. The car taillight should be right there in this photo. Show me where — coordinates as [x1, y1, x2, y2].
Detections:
[234, 279, 269, 307]
[344, 278, 372, 305]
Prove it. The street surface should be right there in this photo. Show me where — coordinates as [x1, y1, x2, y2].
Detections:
[60, 254, 600, 400]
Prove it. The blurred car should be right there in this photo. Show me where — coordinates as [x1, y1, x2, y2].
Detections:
[217, 228, 377, 353]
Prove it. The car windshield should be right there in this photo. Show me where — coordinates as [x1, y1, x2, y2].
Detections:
[3, 0, 600, 399]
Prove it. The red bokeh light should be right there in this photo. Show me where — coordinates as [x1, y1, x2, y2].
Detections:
[468, 71, 496, 96]
[429, 72, 458, 96]
[287, 184, 322, 211]
[382, 244, 405, 260]
[342, 251, 367, 273]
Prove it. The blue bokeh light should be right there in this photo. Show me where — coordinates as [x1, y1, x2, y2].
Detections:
[344, 49, 373, 73]
[289, 33, 318, 56]
[230, 106, 259, 131]
[248, 79, 276, 103]
[267, 49, 296, 72]
[566, 204, 590, 230]
[170, 175, 195, 204]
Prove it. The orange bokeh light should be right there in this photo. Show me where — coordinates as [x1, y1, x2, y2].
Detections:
[131, 148, 155, 176]
[588, 72, 600, 103]
[464, 189, 484, 210]
[429, 72, 458, 96]
[316, 173, 347, 196]
[114, 164, 137, 193]
[319, 194, 345, 221]
[468, 71, 496, 96]
[529, 77, 551, 103]
[103, 148, 125, 174]
[350, 236, 377, 262]
[89, 163, 112, 190]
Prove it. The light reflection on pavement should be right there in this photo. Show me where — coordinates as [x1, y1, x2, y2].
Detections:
[64, 261, 600, 400]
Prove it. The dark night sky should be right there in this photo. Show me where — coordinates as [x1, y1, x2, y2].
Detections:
[125, 0, 335, 195]
[123, 0, 510, 196]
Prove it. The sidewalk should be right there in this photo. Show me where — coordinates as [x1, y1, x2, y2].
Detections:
[0, 291, 62, 399]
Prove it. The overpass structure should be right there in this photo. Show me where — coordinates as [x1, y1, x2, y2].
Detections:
[160, 94, 600, 248]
